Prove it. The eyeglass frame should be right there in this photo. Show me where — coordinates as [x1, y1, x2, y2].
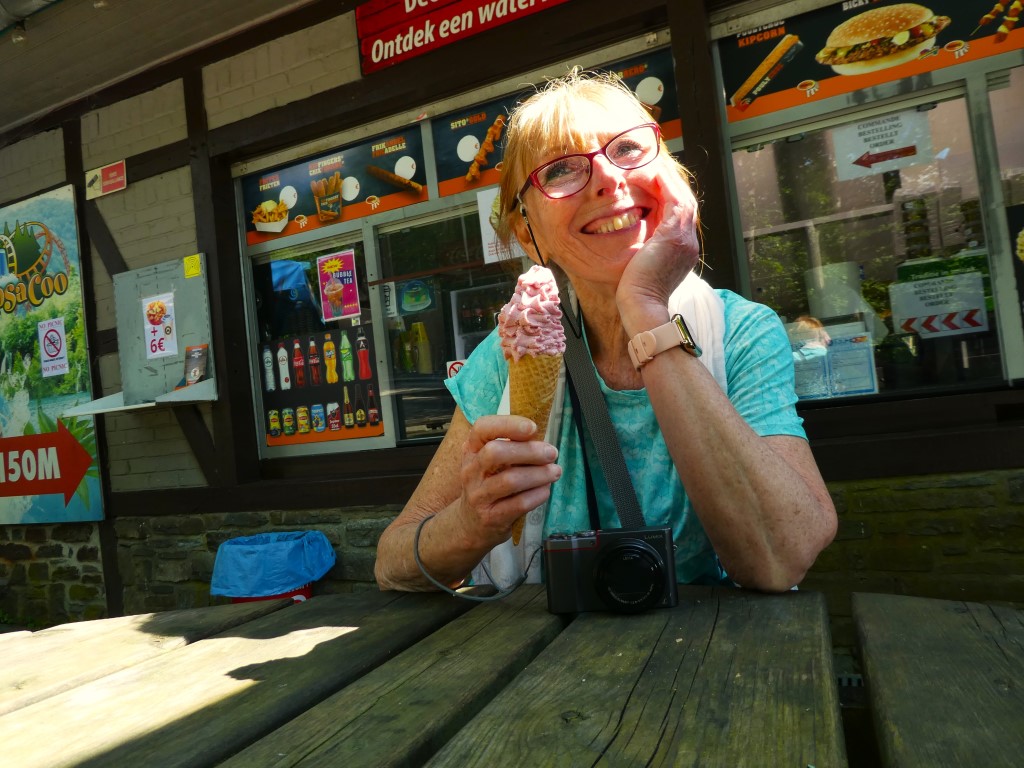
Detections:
[516, 122, 663, 205]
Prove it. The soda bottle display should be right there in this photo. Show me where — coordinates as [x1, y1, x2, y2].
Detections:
[367, 384, 380, 426]
[308, 336, 322, 386]
[276, 343, 291, 390]
[356, 326, 372, 380]
[354, 384, 368, 427]
[340, 330, 356, 382]
[343, 385, 355, 428]
[323, 333, 338, 384]
[292, 339, 306, 387]
[262, 345, 276, 392]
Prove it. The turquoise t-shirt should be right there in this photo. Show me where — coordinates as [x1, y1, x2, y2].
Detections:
[445, 290, 806, 585]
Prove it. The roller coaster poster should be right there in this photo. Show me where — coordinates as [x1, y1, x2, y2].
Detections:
[0, 185, 101, 524]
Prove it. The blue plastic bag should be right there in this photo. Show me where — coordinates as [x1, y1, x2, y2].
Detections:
[211, 531, 336, 598]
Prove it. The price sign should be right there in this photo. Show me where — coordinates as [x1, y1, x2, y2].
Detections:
[142, 292, 178, 359]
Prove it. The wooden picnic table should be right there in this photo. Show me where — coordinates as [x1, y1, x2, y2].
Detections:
[853, 592, 1024, 768]
[1, 585, 845, 767]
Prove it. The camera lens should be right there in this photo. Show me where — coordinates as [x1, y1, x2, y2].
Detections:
[592, 540, 666, 613]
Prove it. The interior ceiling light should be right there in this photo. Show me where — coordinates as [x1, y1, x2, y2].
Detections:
[10, 21, 27, 44]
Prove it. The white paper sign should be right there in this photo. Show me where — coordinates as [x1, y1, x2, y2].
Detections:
[888, 272, 988, 338]
[477, 187, 529, 264]
[37, 317, 68, 378]
[142, 292, 178, 359]
[833, 110, 932, 181]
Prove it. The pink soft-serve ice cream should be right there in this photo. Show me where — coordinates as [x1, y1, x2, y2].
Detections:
[497, 265, 566, 544]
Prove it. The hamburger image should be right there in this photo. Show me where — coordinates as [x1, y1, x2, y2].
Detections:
[815, 3, 951, 75]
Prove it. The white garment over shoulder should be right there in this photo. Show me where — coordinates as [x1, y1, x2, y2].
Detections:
[472, 273, 727, 589]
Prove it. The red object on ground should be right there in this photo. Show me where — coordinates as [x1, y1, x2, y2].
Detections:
[231, 583, 312, 603]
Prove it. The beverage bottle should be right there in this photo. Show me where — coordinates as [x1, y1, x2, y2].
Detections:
[356, 326, 372, 380]
[354, 384, 368, 427]
[276, 343, 291, 390]
[292, 339, 306, 387]
[340, 330, 356, 382]
[262, 345, 276, 391]
[368, 384, 380, 426]
[323, 333, 338, 384]
[308, 336, 322, 386]
[343, 385, 355, 428]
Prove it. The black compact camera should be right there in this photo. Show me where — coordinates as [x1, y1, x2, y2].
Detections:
[542, 526, 678, 614]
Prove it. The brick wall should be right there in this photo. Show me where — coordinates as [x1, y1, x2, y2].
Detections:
[202, 13, 360, 130]
[81, 81, 188, 170]
[804, 469, 1024, 652]
[0, 130, 66, 203]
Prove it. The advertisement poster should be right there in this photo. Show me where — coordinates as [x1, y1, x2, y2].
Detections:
[356, 0, 573, 74]
[1005, 203, 1024, 330]
[241, 128, 428, 247]
[0, 185, 101, 524]
[720, 1, 1024, 123]
[142, 292, 178, 359]
[432, 47, 681, 199]
[317, 250, 361, 322]
[791, 331, 878, 399]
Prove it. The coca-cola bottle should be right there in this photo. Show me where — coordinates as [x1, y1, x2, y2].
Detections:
[308, 336, 322, 386]
[292, 339, 306, 387]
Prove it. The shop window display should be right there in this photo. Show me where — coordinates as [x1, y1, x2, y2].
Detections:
[733, 97, 1004, 400]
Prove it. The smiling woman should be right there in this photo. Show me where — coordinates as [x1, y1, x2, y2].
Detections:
[373, 69, 838, 598]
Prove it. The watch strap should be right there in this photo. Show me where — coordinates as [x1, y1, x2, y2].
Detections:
[627, 314, 701, 371]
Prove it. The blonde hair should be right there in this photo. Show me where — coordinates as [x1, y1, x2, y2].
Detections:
[495, 68, 692, 250]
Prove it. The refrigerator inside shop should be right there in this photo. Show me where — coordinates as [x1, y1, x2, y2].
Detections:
[377, 210, 518, 440]
[251, 241, 388, 449]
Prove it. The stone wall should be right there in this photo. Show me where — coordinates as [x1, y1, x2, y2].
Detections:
[0, 523, 105, 627]
[114, 507, 398, 614]
[3, 469, 1021, 631]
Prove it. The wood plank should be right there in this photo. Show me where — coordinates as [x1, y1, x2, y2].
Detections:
[427, 587, 845, 767]
[0, 591, 473, 768]
[221, 585, 567, 767]
[0, 600, 289, 716]
[853, 592, 1024, 767]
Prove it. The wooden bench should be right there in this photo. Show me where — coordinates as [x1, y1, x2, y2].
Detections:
[853, 592, 1024, 767]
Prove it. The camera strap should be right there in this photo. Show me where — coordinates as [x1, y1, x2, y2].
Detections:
[564, 370, 601, 532]
[561, 312, 646, 530]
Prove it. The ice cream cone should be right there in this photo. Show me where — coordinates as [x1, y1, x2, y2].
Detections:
[508, 353, 563, 545]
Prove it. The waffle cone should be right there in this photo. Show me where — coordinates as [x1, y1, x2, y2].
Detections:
[507, 353, 563, 545]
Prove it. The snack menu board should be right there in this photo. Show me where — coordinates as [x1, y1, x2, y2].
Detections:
[432, 47, 681, 199]
[241, 128, 428, 246]
[720, 0, 1024, 123]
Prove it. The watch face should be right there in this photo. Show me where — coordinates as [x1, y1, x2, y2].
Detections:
[672, 314, 702, 358]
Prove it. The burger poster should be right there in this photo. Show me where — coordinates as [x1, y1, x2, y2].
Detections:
[241, 128, 428, 247]
[0, 185, 102, 525]
[720, 1, 1024, 123]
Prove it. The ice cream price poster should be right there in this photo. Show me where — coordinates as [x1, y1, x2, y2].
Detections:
[0, 185, 101, 524]
[241, 128, 428, 247]
[720, 1, 1024, 123]
[142, 293, 178, 359]
[318, 250, 361, 322]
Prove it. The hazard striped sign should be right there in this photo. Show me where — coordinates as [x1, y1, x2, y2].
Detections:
[889, 272, 988, 339]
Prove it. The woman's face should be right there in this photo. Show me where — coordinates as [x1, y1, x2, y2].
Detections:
[515, 102, 687, 290]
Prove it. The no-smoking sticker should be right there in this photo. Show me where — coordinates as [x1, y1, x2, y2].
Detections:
[38, 317, 68, 378]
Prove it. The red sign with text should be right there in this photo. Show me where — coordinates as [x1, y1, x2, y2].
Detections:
[356, 0, 572, 74]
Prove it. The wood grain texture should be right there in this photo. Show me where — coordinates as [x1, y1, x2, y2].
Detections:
[428, 587, 845, 767]
[854, 592, 1024, 767]
[222, 585, 566, 767]
[0, 599, 288, 716]
[0, 591, 471, 768]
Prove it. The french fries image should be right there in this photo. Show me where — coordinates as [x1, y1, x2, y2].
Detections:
[252, 199, 288, 224]
[367, 164, 424, 194]
[466, 114, 506, 182]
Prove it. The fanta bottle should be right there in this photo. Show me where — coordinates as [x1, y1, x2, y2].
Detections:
[323, 333, 338, 384]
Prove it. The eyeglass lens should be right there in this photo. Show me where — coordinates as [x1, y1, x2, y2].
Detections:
[534, 125, 659, 199]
